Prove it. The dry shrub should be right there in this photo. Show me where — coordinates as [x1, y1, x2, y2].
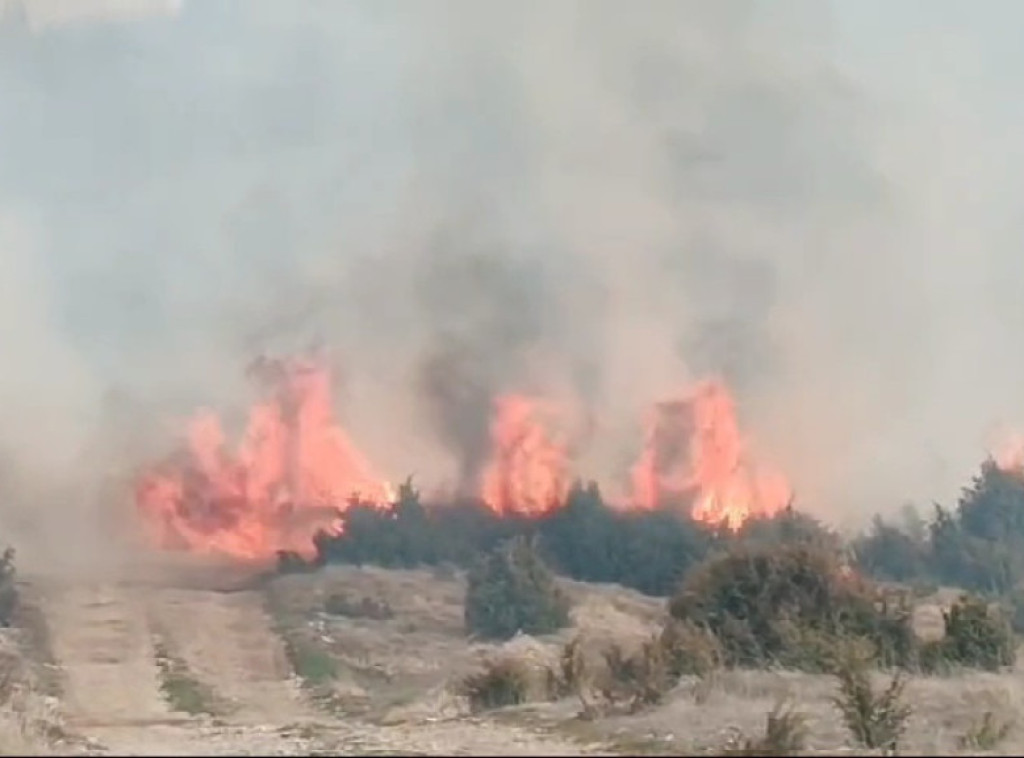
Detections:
[831, 643, 911, 754]
[560, 631, 673, 718]
[457, 644, 565, 714]
[934, 595, 1014, 672]
[659, 619, 723, 678]
[958, 711, 1014, 751]
[600, 636, 672, 712]
[458, 657, 531, 713]
[0, 636, 65, 753]
[721, 701, 808, 756]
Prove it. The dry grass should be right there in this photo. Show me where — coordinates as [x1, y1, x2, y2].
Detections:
[260, 565, 1024, 756]
[958, 710, 1014, 751]
[0, 632, 67, 755]
[721, 701, 808, 756]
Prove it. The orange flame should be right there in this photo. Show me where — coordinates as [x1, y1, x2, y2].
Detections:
[629, 379, 791, 530]
[479, 394, 570, 516]
[135, 351, 795, 561]
[991, 431, 1024, 474]
[135, 355, 393, 562]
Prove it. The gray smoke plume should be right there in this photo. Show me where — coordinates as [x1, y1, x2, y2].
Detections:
[1, 0, 1023, 568]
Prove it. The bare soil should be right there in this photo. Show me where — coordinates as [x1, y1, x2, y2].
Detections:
[5, 557, 1024, 755]
[8, 556, 616, 755]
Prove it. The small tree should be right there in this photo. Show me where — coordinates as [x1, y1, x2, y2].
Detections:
[464, 536, 570, 641]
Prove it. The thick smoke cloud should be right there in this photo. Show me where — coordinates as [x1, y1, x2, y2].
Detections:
[1, 0, 1023, 563]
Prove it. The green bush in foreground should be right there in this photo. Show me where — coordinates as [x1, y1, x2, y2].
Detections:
[668, 542, 916, 671]
[920, 594, 1016, 673]
[464, 536, 570, 641]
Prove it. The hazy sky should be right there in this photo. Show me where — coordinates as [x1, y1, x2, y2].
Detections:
[2, 0, 1024, 538]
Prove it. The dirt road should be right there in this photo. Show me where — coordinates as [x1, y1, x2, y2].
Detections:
[23, 561, 609, 756]
[34, 576, 325, 755]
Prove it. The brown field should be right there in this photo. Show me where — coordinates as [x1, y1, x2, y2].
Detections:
[0, 559, 1020, 755]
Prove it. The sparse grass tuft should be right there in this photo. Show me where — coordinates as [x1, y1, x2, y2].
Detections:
[153, 640, 217, 716]
[831, 645, 911, 754]
[958, 710, 1014, 751]
[721, 701, 808, 756]
[284, 636, 337, 687]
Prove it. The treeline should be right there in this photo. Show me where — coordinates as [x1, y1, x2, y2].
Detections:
[284, 456, 1024, 617]
[852, 459, 1024, 627]
[284, 479, 838, 598]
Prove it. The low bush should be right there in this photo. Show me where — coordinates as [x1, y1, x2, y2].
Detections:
[920, 594, 1015, 673]
[598, 635, 673, 713]
[831, 643, 912, 754]
[659, 619, 724, 678]
[559, 632, 674, 718]
[457, 657, 532, 713]
[669, 542, 916, 671]
[464, 536, 570, 641]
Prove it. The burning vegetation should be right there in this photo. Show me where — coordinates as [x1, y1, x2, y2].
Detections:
[134, 350, 790, 565]
[135, 354, 394, 562]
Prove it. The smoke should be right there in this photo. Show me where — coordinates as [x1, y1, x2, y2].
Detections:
[1, 0, 1022, 562]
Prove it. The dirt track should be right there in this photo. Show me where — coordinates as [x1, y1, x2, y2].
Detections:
[34, 576, 325, 755]
[21, 560, 609, 756]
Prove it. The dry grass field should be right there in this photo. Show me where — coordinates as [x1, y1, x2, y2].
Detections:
[0, 559, 1018, 755]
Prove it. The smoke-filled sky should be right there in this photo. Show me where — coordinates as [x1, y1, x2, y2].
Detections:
[2, 0, 1024, 547]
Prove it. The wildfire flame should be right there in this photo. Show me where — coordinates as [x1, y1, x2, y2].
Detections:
[992, 431, 1024, 473]
[629, 379, 791, 530]
[479, 394, 570, 516]
[134, 355, 793, 561]
[135, 354, 393, 562]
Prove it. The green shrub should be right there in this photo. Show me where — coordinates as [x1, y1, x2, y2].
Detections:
[304, 479, 718, 599]
[538, 483, 714, 596]
[853, 510, 930, 583]
[737, 505, 841, 553]
[668, 542, 916, 671]
[929, 462, 1024, 593]
[926, 595, 1016, 672]
[464, 536, 570, 641]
